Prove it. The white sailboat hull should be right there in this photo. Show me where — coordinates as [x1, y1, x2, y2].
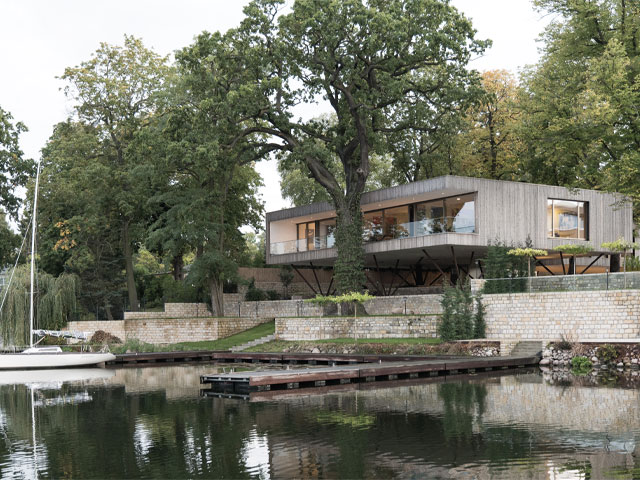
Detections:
[0, 352, 116, 370]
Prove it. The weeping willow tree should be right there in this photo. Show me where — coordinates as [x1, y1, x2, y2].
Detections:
[0, 264, 79, 346]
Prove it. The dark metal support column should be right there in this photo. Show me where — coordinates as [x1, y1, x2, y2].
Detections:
[291, 265, 318, 295]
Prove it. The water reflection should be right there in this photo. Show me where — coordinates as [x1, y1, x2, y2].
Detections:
[0, 366, 640, 478]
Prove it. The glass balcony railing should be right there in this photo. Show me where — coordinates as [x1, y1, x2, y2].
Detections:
[270, 216, 475, 255]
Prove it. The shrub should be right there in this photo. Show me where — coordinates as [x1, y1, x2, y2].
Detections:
[245, 279, 268, 302]
[473, 297, 486, 338]
[90, 330, 122, 344]
[438, 283, 483, 341]
[570, 356, 593, 374]
[625, 255, 640, 272]
[554, 335, 572, 350]
[595, 344, 619, 364]
[266, 290, 280, 301]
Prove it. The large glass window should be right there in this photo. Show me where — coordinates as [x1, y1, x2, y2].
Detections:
[383, 206, 410, 239]
[415, 200, 445, 234]
[446, 194, 475, 233]
[318, 218, 336, 248]
[415, 194, 475, 234]
[296, 221, 316, 251]
[363, 210, 384, 242]
[547, 199, 588, 239]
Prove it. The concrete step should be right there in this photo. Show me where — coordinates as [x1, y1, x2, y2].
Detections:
[510, 341, 543, 358]
[231, 334, 276, 352]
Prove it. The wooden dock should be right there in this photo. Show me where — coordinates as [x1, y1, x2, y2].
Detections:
[200, 355, 540, 394]
[108, 351, 461, 367]
[203, 366, 538, 401]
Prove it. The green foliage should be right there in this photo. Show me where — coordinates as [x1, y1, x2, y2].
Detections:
[552, 244, 593, 255]
[570, 356, 593, 374]
[305, 291, 374, 305]
[601, 237, 640, 253]
[507, 248, 548, 258]
[0, 265, 80, 346]
[595, 344, 619, 365]
[519, 1, 640, 219]
[278, 265, 294, 299]
[245, 279, 268, 302]
[438, 283, 483, 341]
[482, 240, 529, 293]
[0, 212, 19, 268]
[624, 256, 640, 272]
[0, 106, 34, 219]
[59, 35, 174, 312]
[474, 297, 487, 339]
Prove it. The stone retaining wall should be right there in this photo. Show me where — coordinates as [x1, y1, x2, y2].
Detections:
[275, 315, 438, 341]
[224, 294, 443, 318]
[483, 289, 640, 340]
[124, 303, 210, 320]
[67, 317, 268, 344]
[66, 320, 126, 340]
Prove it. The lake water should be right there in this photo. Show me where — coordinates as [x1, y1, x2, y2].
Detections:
[0, 364, 639, 479]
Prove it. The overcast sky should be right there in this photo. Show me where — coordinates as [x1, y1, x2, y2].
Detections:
[0, 0, 551, 217]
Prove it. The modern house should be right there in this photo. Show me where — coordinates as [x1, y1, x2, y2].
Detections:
[266, 176, 633, 292]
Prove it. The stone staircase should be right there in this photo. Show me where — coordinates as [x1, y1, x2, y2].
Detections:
[509, 340, 544, 358]
[231, 334, 276, 352]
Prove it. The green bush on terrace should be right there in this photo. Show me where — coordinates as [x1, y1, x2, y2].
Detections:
[305, 291, 374, 306]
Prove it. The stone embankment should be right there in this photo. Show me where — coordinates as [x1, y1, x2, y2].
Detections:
[263, 341, 500, 357]
[540, 342, 640, 370]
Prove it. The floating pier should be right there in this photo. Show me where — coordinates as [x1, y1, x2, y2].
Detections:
[200, 355, 540, 394]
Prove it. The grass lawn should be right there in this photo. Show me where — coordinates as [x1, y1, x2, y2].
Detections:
[111, 320, 275, 353]
[246, 336, 442, 353]
[314, 337, 442, 345]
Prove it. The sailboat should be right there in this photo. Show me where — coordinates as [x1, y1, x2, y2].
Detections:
[0, 162, 115, 369]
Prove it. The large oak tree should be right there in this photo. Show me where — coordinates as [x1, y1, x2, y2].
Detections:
[233, 0, 488, 292]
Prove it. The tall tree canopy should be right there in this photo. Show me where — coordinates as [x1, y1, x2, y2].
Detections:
[0, 107, 33, 220]
[231, 0, 487, 292]
[60, 35, 173, 311]
[144, 31, 266, 315]
[519, 0, 640, 213]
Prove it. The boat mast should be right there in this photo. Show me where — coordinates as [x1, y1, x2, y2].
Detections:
[29, 162, 41, 349]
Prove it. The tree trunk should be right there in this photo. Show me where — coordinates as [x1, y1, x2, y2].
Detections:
[122, 220, 139, 312]
[171, 254, 184, 281]
[209, 277, 224, 317]
[333, 196, 366, 293]
[104, 303, 113, 321]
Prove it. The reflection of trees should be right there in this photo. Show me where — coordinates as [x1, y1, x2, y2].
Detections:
[439, 382, 487, 442]
[0, 384, 260, 479]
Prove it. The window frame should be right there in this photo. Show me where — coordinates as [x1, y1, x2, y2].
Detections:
[547, 198, 589, 240]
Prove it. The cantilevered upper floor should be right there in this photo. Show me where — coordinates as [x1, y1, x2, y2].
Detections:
[265, 176, 633, 270]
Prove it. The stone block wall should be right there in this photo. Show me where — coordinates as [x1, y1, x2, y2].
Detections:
[125, 318, 219, 344]
[223, 294, 443, 318]
[67, 320, 126, 341]
[124, 303, 210, 320]
[68, 317, 269, 344]
[483, 289, 640, 340]
[276, 315, 438, 341]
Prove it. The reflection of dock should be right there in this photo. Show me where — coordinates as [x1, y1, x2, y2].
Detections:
[200, 356, 540, 394]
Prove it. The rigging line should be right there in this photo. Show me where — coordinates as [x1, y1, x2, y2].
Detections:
[0, 216, 33, 315]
